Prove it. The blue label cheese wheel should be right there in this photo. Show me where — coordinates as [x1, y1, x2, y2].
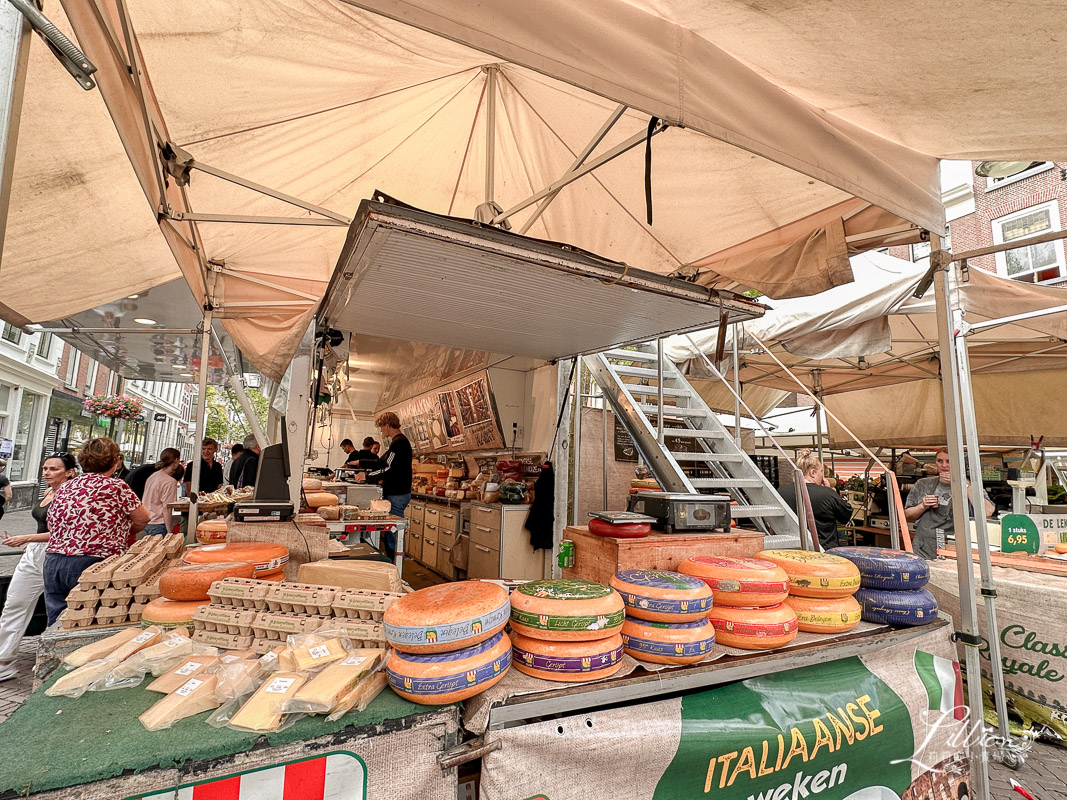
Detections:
[384, 581, 510, 654]
[757, 549, 861, 599]
[510, 579, 624, 641]
[386, 630, 512, 704]
[511, 632, 625, 682]
[621, 617, 716, 665]
[832, 547, 930, 590]
[708, 603, 798, 650]
[855, 588, 939, 627]
[609, 570, 713, 622]
[784, 595, 862, 634]
[677, 556, 789, 608]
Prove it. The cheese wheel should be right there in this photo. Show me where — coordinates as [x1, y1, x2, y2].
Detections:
[183, 542, 289, 577]
[384, 580, 510, 654]
[509, 579, 625, 641]
[1056, 542, 1067, 555]
[831, 547, 930, 590]
[707, 603, 798, 650]
[783, 595, 862, 634]
[621, 617, 716, 665]
[301, 477, 323, 491]
[510, 632, 624, 682]
[195, 520, 228, 545]
[757, 549, 861, 599]
[386, 630, 511, 704]
[588, 518, 651, 538]
[677, 556, 789, 608]
[609, 570, 713, 622]
[159, 562, 256, 602]
[141, 598, 209, 630]
[304, 491, 339, 508]
[854, 588, 939, 627]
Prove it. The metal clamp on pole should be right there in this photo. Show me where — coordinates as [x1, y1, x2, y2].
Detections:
[6, 0, 96, 89]
[950, 630, 983, 648]
[437, 737, 501, 771]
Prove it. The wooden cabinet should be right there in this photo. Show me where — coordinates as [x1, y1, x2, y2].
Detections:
[422, 522, 439, 569]
[407, 526, 423, 562]
[468, 503, 544, 580]
[407, 501, 425, 524]
[468, 540, 499, 579]
[436, 541, 456, 580]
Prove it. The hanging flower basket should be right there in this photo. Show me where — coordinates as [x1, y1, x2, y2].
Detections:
[83, 394, 144, 421]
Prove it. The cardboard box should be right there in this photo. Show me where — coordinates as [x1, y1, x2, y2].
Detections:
[297, 559, 402, 593]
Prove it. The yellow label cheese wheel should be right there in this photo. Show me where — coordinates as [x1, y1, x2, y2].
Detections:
[160, 562, 256, 602]
[677, 556, 789, 608]
[183, 542, 289, 577]
[384, 581, 509, 653]
[621, 617, 716, 665]
[707, 603, 798, 650]
[509, 579, 625, 641]
[757, 549, 861, 599]
[195, 520, 228, 544]
[784, 595, 862, 634]
[141, 598, 209, 630]
[609, 570, 713, 622]
[510, 632, 625, 681]
[386, 630, 511, 704]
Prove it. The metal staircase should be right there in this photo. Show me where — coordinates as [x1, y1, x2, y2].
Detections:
[584, 345, 801, 547]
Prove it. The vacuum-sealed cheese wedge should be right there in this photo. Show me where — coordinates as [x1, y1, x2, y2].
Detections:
[63, 627, 144, 668]
[146, 655, 222, 694]
[288, 649, 385, 713]
[139, 674, 221, 731]
[290, 637, 347, 671]
[107, 626, 164, 661]
[327, 671, 388, 721]
[46, 658, 120, 697]
[228, 671, 307, 732]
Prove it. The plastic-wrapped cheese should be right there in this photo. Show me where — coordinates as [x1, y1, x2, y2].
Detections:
[509, 579, 624, 641]
[386, 630, 511, 704]
[621, 617, 716, 665]
[183, 542, 289, 577]
[756, 549, 861, 599]
[609, 570, 713, 622]
[677, 556, 789, 608]
[707, 603, 798, 650]
[784, 595, 862, 634]
[383, 580, 509, 654]
[510, 632, 624, 682]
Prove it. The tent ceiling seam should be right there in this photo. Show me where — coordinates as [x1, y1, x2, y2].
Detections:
[216, 268, 321, 302]
[448, 74, 488, 215]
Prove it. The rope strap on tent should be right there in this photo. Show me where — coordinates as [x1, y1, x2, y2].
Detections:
[644, 117, 658, 225]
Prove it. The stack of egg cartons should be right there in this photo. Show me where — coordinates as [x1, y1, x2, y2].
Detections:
[832, 547, 937, 627]
[610, 570, 716, 665]
[509, 578, 626, 681]
[757, 549, 863, 634]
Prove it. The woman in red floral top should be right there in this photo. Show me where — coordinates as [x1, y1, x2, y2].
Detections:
[44, 438, 150, 624]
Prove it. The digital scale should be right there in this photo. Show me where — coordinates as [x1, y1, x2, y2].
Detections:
[233, 501, 295, 523]
[626, 491, 731, 533]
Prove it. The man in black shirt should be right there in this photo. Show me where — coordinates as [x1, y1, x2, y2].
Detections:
[778, 450, 853, 550]
[183, 437, 224, 495]
[125, 460, 158, 499]
[356, 412, 412, 560]
[236, 433, 261, 489]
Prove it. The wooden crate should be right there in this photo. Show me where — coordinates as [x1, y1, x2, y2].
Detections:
[561, 525, 765, 584]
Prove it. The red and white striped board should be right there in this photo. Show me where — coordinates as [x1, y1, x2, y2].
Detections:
[126, 752, 366, 800]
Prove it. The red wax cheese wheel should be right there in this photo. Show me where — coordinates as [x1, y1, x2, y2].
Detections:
[195, 520, 228, 545]
[621, 617, 716, 665]
[386, 630, 512, 704]
[384, 580, 509, 654]
[708, 603, 798, 650]
[509, 579, 625, 641]
[141, 597, 208, 630]
[677, 556, 789, 607]
[757, 549, 861, 599]
[510, 632, 624, 682]
[609, 570, 713, 622]
[159, 562, 256, 602]
[588, 518, 651, 538]
[784, 595, 862, 634]
[183, 542, 289, 577]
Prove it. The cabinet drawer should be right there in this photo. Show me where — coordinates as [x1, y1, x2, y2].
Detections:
[470, 522, 501, 550]
[422, 528, 439, 568]
[468, 541, 499, 579]
[437, 544, 456, 580]
[438, 509, 461, 534]
[407, 530, 422, 563]
[408, 502, 425, 523]
[437, 526, 456, 550]
[408, 518, 424, 538]
[471, 504, 502, 530]
[424, 505, 442, 524]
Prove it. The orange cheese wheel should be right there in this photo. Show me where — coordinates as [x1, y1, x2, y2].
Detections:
[621, 617, 716, 665]
[784, 595, 862, 634]
[384, 581, 510, 654]
[195, 520, 228, 545]
[1056, 542, 1067, 554]
[677, 556, 789, 607]
[707, 603, 798, 650]
[159, 562, 256, 602]
[387, 631, 511, 704]
[141, 597, 209, 630]
[609, 570, 713, 622]
[757, 549, 862, 599]
[509, 579, 625, 641]
[182, 542, 289, 577]
[303, 491, 339, 508]
[511, 632, 625, 682]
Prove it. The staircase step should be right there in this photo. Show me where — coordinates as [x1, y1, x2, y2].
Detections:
[729, 504, 788, 518]
[656, 428, 724, 439]
[605, 348, 657, 362]
[639, 405, 707, 418]
[670, 452, 743, 463]
[613, 365, 660, 378]
[691, 478, 765, 488]
[624, 385, 690, 398]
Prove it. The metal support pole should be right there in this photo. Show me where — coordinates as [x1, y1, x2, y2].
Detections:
[813, 371, 824, 464]
[602, 396, 608, 510]
[933, 248, 991, 800]
[228, 374, 267, 449]
[656, 338, 664, 445]
[284, 324, 314, 509]
[732, 329, 741, 445]
[484, 66, 497, 206]
[552, 360, 573, 578]
[0, 1, 28, 257]
[187, 310, 213, 541]
[571, 355, 583, 527]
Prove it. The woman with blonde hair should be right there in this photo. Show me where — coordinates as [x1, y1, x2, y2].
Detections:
[142, 448, 184, 535]
[778, 449, 853, 550]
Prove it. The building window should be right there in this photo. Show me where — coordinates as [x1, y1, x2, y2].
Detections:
[64, 348, 80, 388]
[992, 201, 1065, 283]
[1, 323, 21, 344]
[37, 332, 52, 359]
[985, 162, 1055, 191]
[86, 358, 98, 397]
[0, 383, 10, 439]
[10, 391, 40, 481]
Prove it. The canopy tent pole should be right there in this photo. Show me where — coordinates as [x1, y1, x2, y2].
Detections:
[0, 2, 29, 258]
[571, 355, 583, 527]
[732, 328, 741, 445]
[484, 65, 497, 206]
[552, 359, 573, 578]
[227, 375, 266, 449]
[932, 245, 991, 800]
[284, 324, 314, 508]
[187, 309, 213, 541]
[813, 370, 824, 464]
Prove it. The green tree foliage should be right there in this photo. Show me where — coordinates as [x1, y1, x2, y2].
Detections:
[203, 385, 270, 446]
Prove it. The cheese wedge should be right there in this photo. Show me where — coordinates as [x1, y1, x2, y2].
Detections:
[108, 626, 164, 661]
[290, 637, 347, 671]
[327, 671, 388, 720]
[46, 658, 120, 697]
[139, 674, 221, 731]
[288, 649, 385, 713]
[147, 655, 222, 694]
[63, 627, 144, 668]
[228, 671, 307, 732]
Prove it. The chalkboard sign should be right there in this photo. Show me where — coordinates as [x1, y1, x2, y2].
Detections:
[614, 417, 639, 462]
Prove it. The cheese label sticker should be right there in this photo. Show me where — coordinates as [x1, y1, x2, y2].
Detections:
[163, 637, 185, 648]
[175, 661, 203, 675]
[265, 677, 297, 694]
[175, 678, 203, 697]
[308, 644, 332, 659]
[341, 655, 368, 667]
[132, 631, 155, 643]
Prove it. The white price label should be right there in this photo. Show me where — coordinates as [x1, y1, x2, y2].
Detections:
[340, 655, 368, 667]
[308, 644, 332, 659]
[132, 631, 154, 643]
[265, 677, 296, 694]
[175, 661, 203, 676]
[163, 637, 185, 648]
[175, 678, 203, 697]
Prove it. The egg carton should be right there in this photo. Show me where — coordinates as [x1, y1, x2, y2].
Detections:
[161, 532, 185, 557]
[192, 629, 254, 651]
[95, 604, 130, 626]
[251, 638, 285, 656]
[331, 589, 403, 620]
[98, 586, 133, 608]
[76, 555, 123, 589]
[192, 605, 256, 636]
[65, 586, 100, 611]
[133, 565, 168, 605]
[111, 550, 166, 589]
[207, 577, 275, 609]
[251, 611, 331, 641]
[127, 537, 157, 555]
[264, 583, 338, 615]
[128, 602, 145, 623]
[325, 618, 387, 646]
[58, 606, 99, 629]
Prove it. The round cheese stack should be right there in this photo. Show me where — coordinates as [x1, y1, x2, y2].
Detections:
[509, 579, 624, 641]
[621, 618, 716, 665]
[854, 588, 939, 627]
[141, 597, 208, 630]
[757, 549, 861, 599]
[384, 581, 510, 654]
[784, 595, 862, 634]
[160, 562, 256, 601]
[831, 547, 930, 590]
[195, 520, 228, 545]
[182, 542, 289, 577]
[386, 630, 512, 704]
[609, 570, 713, 622]
[303, 491, 339, 508]
[707, 603, 798, 650]
[677, 556, 789, 608]
[588, 518, 651, 538]
[510, 632, 624, 682]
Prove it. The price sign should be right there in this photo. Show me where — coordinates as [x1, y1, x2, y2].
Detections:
[1000, 514, 1041, 554]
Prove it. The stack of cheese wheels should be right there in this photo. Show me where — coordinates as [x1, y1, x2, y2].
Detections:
[510, 579, 626, 681]
[182, 542, 289, 578]
[833, 547, 938, 627]
[678, 556, 797, 650]
[145, 560, 259, 628]
[758, 549, 862, 635]
[610, 569, 716, 665]
[384, 581, 511, 704]
[195, 519, 228, 545]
